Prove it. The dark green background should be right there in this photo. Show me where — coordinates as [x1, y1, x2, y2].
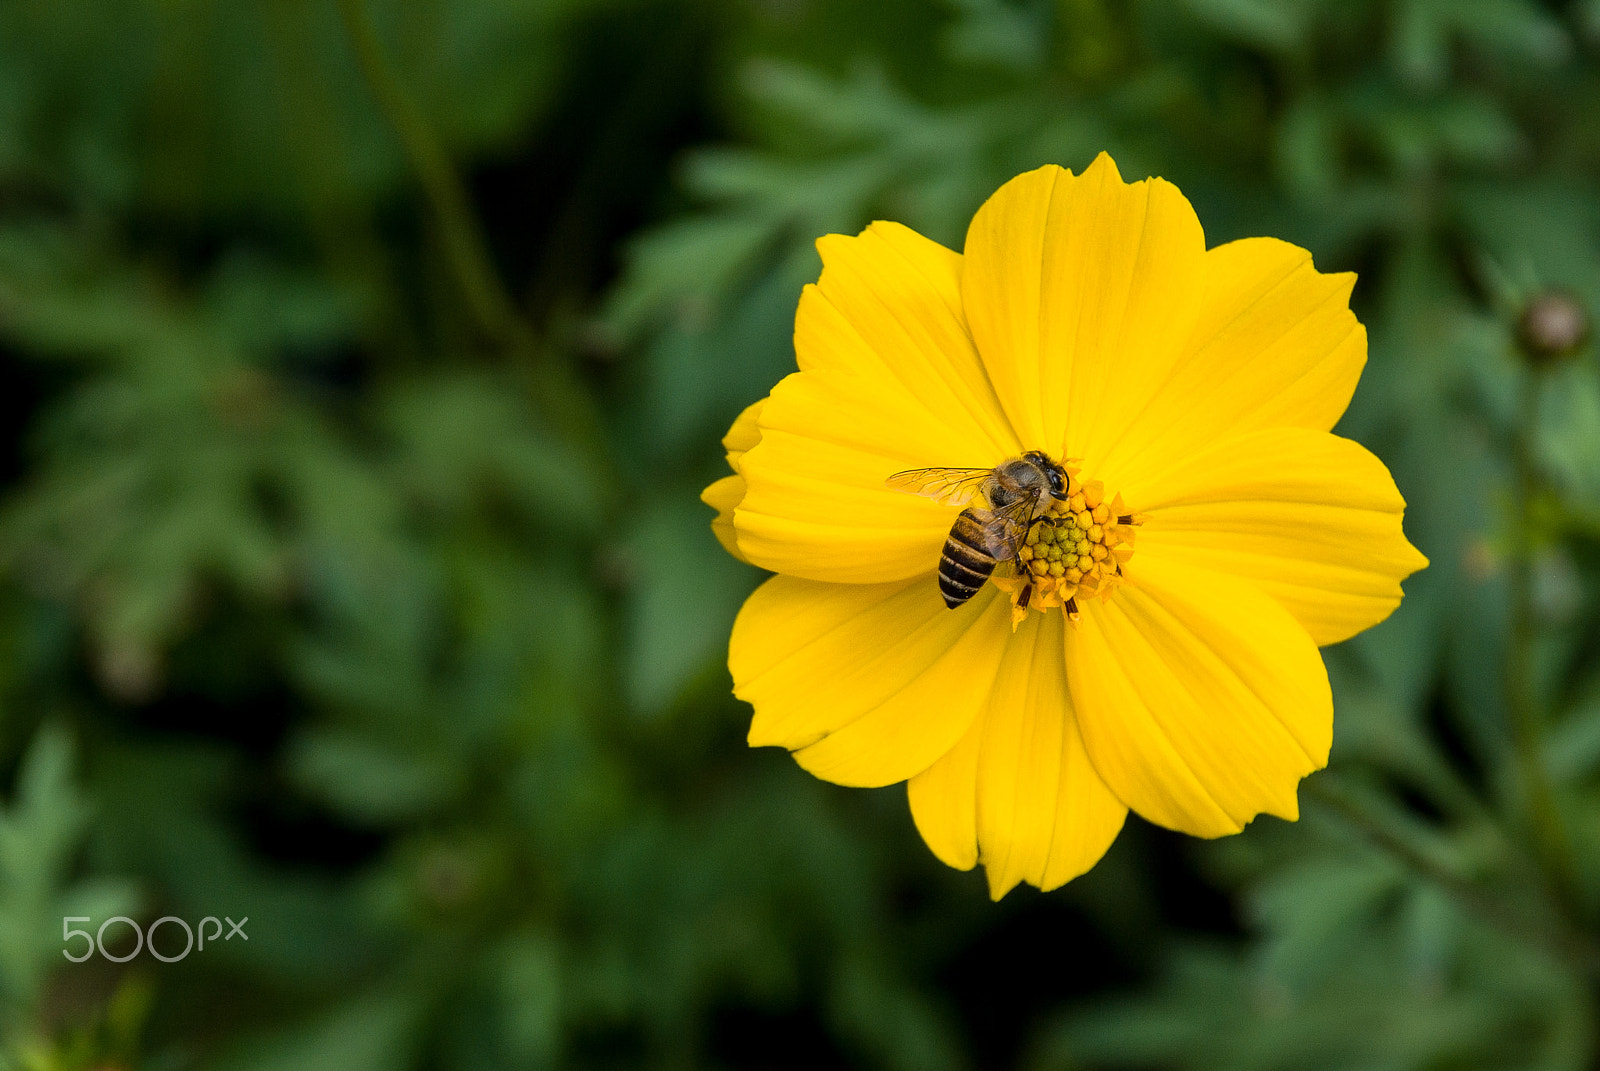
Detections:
[3, 0, 1600, 1068]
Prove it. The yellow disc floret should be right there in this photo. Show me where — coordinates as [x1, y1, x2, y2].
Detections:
[991, 467, 1145, 631]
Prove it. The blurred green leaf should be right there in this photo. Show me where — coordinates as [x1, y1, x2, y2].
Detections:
[0, 726, 138, 1024]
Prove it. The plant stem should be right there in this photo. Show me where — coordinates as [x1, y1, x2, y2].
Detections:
[335, 0, 618, 493]
[337, 0, 531, 351]
[1304, 775, 1599, 975]
[1507, 366, 1582, 919]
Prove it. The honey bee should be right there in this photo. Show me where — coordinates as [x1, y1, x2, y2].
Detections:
[886, 450, 1070, 608]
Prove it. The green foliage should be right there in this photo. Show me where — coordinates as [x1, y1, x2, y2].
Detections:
[1, 0, 1600, 1068]
[0, 727, 138, 1034]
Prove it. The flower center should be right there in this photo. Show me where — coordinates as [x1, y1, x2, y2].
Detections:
[990, 468, 1144, 630]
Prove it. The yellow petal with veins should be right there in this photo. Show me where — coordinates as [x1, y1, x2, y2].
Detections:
[910, 610, 1127, 896]
[961, 153, 1208, 464]
[1066, 556, 1331, 837]
[804, 222, 1019, 456]
[1099, 237, 1367, 483]
[733, 575, 1011, 788]
[702, 398, 766, 563]
[1128, 426, 1429, 645]
[703, 474, 747, 563]
[733, 223, 1020, 583]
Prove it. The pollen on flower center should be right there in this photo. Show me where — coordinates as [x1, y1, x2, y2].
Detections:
[991, 469, 1144, 630]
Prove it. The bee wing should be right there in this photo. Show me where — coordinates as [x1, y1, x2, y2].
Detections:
[980, 494, 1038, 559]
[884, 467, 992, 506]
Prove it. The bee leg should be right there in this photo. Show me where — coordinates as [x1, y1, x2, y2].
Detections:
[1017, 582, 1032, 611]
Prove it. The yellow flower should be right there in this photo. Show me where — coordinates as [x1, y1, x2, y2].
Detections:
[702, 153, 1428, 898]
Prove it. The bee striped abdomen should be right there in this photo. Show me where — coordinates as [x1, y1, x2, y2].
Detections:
[938, 508, 998, 608]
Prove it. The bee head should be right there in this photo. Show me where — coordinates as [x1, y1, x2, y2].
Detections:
[1024, 451, 1068, 499]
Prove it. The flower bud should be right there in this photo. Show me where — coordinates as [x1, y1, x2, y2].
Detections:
[1516, 289, 1590, 366]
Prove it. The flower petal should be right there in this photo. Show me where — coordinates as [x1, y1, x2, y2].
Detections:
[703, 475, 747, 563]
[734, 222, 1021, 584]
[1125, 427, 1429, 646]
[1098, 237, 1367, 481]
[1067, 556, 1332, 837]
[702, 398, 767, 563]
[961, 153, 1209, 463]
[909, 610, 1127, 896]
[733, 370, 968, 582]
[905, 708, 983, 871]
[732, 574, 1012, 788]
[802, 222, 1019, 454]
[722, 397, 765, 463]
